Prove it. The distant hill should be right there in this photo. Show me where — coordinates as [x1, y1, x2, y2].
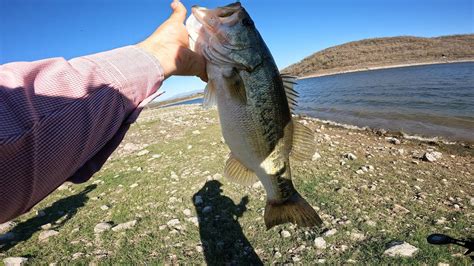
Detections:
[148, 91, 203, 108]
[282, 34, 474, 78]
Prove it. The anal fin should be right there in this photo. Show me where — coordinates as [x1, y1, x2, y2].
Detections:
[290, 120, 316, 161]
[264, 192, 322, 229]
[224, 154, 258, 186]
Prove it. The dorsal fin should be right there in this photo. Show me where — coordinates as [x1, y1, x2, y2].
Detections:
[281, 74, 298, 112]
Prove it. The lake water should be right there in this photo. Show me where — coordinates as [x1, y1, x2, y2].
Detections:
[296, 62, 474, 142]
[169, 62, 473, 142]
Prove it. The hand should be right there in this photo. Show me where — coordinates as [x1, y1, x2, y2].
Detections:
[137, 0, 207, 81]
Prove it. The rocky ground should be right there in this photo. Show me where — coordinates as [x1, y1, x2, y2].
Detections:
[1, 104, 473, 265]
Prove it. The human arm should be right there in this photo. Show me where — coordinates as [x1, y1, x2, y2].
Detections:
[0, 0, 206, 223]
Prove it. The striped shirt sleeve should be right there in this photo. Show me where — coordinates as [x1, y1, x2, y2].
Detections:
[0, 45, 164, 223]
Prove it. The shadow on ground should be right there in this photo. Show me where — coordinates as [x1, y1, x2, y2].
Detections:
[193, 180, 262, 265]
[0, 184, 96, 252]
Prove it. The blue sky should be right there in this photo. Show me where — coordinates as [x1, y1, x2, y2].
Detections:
[1, 0, 472, 100]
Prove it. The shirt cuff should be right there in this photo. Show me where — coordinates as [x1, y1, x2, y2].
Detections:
[84, 45, 165, 117]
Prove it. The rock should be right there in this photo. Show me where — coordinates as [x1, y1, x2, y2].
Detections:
[344, 153, 357, 160]
[182, 209, 192, 217]
[192, 130, 201, 135]
[383, 242, 418, 257]
[152, 154, 162, 159]
[274, 251, 282, 258]
[470, 197, 474, 206]
[196, 245, 203, 252]
[37, 210, 46, 217]
[38, 230, 59, 241]
[94, 222, 112, 233]
[130, 183, 138, 188]
[170, 172, 179, 180]
[123, 143, 140, 152]
[137, 149, 150, 156]
[252, 181, 263, 189]
[187, 145, 193, 150]
[438, 263, 449, 266]
[312, 152, 321, 161]
[158, 225, 167, 230]
[41, 223, 52, 230]
[72, 252, 84, 260]
[356, 169, 365, 174]
[202, 206, 212, 214]
[100, 205, 109, 211]
[317, 259, 326, 264]
[136, 167, 143, 172]
[350, 231, 366, 241]
[186, 217, 199, 226]
[112, 220, 137, 231]
[314, 237, 327, 249]
[423, 151, 442, 162]
[366, 220, 376, 227]
[3, 257, 28, 266]
[323, 228, 337, 237]
[57, 182, 72, 191]
[392, 204, 410, 214]
[280, 230, 291, 238]
[194, 196, 203, 205]
[167, 219, 180, 228]
[386, 137, 401, 145]
[0, 221, 14, 233]
[292, 256, 301, 262]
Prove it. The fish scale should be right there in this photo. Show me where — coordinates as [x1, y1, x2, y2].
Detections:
[186, 2, 322, 229]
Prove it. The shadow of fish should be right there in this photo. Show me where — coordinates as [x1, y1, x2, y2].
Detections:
[186, 2, 322, 229]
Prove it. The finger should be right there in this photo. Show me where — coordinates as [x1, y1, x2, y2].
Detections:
[181, 48, 208, 82]
[169, 0, 187, 23]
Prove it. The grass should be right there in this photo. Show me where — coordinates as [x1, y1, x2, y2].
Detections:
[1, 104, 472, 264]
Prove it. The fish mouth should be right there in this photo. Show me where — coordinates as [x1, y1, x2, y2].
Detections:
[191, 2, 243, 30]
[187, 2, 244, 51]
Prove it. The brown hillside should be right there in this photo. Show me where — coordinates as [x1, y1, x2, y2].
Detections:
[282, 34, 474, 77]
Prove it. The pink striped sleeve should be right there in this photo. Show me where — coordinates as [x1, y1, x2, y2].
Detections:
[0, 46, 164, 223]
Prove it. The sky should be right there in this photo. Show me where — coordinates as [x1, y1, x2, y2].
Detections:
[1, 0, 473, 100]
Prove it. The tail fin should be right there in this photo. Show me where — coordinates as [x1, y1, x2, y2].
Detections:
[264, 192, 322, 230]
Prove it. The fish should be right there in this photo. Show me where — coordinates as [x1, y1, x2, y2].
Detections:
[186, 2, 322, 229]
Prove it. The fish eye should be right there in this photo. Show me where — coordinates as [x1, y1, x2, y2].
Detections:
[218, 10, 234, 17]
[242, 18, 254, 27]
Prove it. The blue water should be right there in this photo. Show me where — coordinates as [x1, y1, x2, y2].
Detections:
[295, 62, 474, 141]
[161, 97, 203, 108]
[167, 62, 473, 141]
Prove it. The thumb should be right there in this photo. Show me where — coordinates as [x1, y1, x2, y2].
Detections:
[169, 0, 187, 23]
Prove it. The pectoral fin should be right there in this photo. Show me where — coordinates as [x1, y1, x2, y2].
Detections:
[290, 120, 316, 161]
[203, 82, 217, 109]
[224, 154, 258, 186]
[224, 68, 247, 104]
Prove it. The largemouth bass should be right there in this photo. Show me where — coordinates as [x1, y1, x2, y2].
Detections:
[186, 2, 322, 229]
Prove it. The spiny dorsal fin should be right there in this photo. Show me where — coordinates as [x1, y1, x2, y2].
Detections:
[290, 120, 316, 161]
[281, 74, 298, 112]
[203, 82, 217, 109]
[224, 154, 258, 186]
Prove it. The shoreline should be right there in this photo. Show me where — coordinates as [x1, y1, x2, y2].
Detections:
[159, 103, 473, 146]
[297, 59, 474, 79]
